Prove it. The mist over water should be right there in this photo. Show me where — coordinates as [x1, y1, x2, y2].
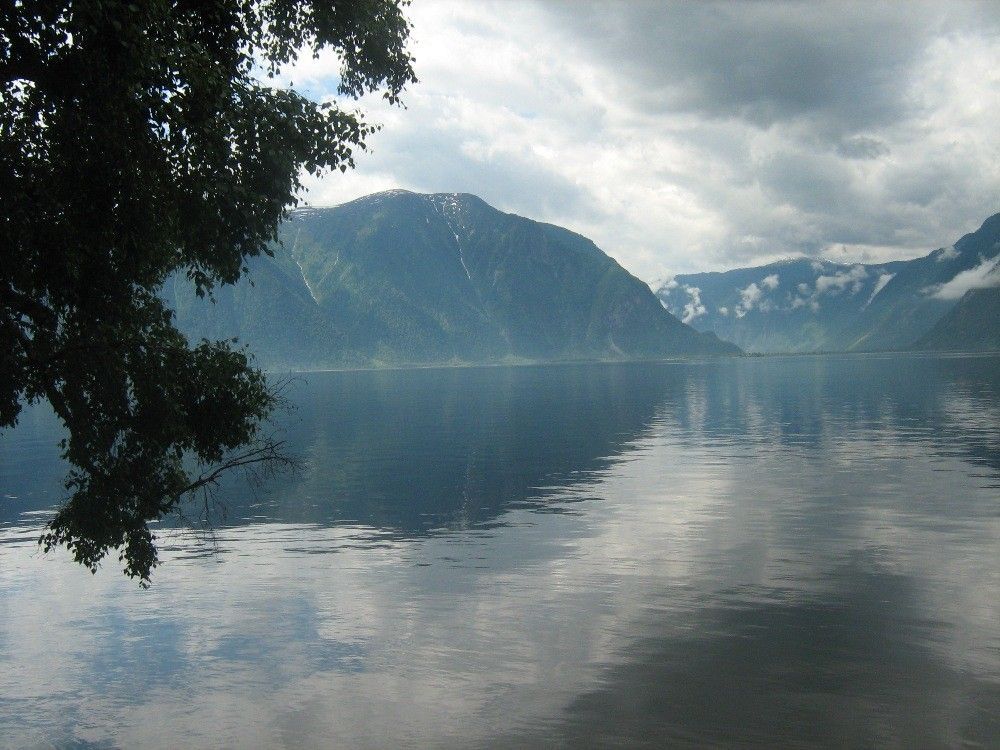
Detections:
[1, 354, 998, 748]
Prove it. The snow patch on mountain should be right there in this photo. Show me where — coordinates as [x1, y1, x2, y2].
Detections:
[864, 272, 895, 307]
[429, 194, 473, 282]
[290, 228, 321, 305]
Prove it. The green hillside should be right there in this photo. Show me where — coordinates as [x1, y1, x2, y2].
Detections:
[914, 288, 1000, 351]
[167, 190, 739, 368]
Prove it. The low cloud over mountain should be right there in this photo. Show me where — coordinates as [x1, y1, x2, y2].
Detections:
[658, 212, 1000, 352]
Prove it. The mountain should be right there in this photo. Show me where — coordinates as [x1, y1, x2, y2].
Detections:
[843, 215, 1000, 350]
[167, 190, 739, 368]
[657, 257, 909, 353]
[913, 288, 1000, 351]
[656, 213, 1000, 353]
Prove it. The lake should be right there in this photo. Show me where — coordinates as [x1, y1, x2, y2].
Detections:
[1, 354, 998, 748]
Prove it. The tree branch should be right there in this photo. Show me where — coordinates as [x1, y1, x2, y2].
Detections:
[178, 435, 297, 498]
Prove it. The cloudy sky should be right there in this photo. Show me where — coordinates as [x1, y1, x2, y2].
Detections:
[282, 1, 1000, 283]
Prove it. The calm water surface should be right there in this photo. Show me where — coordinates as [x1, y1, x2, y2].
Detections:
[1, 354, 998, 748]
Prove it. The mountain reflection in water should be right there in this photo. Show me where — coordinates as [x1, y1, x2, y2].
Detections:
[1, 354, 997, 748]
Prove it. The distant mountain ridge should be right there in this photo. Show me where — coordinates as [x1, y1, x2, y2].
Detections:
[657, 213, 1000, 352]
[167, 190, 738, 368]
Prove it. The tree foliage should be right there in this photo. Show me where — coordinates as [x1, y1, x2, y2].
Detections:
[0, 0, 415, 582]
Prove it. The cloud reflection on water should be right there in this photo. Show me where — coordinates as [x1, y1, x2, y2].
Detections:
[0, 354, 997, 748]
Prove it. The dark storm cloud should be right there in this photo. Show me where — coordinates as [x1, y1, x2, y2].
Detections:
[757, 151, 857, 214]
[546, 2, 997, 135]
[837, 136, 890, 160]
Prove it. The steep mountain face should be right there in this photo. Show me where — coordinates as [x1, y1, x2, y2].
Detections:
[844, 215, 1000, 350]
[167, 190, 738, 368]
[657, 213, 1000, 353]
[167, 247, 349, 367]
[913, 288, 1000, 351]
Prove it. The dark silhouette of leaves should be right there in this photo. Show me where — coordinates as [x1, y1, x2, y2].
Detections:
[1, 0, 416, 582]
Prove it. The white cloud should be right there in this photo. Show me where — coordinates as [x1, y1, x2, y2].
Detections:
[281, 1, 1000, 282]
[718, 306, 729, 316]
[935, 245, 960, 262]
[929, 255, 1000, 300]
[794, 265, 875, 312]
[733, 273, 785, 317]
[735, 282, 762, 318]
[681, 285, 706, 323]
[814, 265, 868, 296]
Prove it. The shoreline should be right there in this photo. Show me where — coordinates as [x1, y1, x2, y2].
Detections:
[263, 348, 1000, 376]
